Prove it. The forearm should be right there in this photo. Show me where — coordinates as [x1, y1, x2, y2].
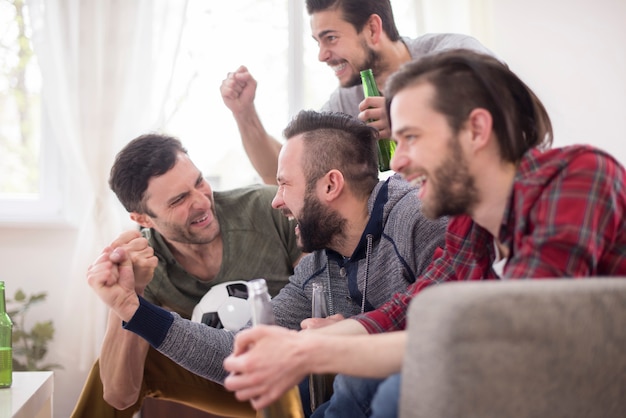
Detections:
[233, 106, 282, 184]
[307, 317, 368, 336]
[100, 309, 149, 409]
[301, 319, 406, 378]
[123, 298, 235, 383]
[304, 326, 407, 378]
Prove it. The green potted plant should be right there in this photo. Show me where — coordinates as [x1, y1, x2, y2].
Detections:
[7, 290, 62, 371]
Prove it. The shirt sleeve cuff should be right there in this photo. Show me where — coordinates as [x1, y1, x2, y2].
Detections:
[122, 295, 174, 348]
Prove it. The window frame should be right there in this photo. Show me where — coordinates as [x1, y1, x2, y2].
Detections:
[0, 0, 422, 226]
[0, 125, 69, 227]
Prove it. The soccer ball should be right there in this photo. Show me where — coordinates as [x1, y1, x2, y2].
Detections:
[191, 280, 251, 331]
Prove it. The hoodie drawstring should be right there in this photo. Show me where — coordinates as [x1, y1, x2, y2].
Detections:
[361, 234, 373, 314]
[325, 266, 335, 316]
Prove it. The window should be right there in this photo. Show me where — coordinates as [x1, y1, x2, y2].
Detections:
[0, 0, 429, 223]
[163, 1, 422, 191]
[0, 0, 63, 225]
[162, 0, 324, 190]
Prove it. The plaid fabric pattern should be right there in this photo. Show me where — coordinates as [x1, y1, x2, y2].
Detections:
[356, 145, 626, 333]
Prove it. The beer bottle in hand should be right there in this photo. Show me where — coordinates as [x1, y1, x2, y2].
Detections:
[247, 279, 304, 418]
[361, 68, 396, 172]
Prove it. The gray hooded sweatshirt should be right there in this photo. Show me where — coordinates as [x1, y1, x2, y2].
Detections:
[123, 174, 447, 383]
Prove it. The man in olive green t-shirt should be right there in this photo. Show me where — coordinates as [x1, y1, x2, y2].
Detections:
[71, 133, 302, 418]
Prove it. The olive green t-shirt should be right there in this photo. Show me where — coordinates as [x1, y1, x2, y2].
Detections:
[142, 185, 301, 319]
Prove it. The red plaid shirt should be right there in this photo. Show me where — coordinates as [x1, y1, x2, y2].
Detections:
[356, 145, 626, 333]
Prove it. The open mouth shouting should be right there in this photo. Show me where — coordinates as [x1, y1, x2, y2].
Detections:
[406, 174, 428, 199]
[279, 208, 301, 237]
[409, 174, 427, 188]
[190, 212, 211, 227]
[330, 62, 347, 75]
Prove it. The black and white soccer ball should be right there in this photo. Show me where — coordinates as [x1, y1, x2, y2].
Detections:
[191, 280, 251, 331]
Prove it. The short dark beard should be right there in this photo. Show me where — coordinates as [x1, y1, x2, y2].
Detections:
[343, 45, 381, 88]
[423, 135, 478, 219]
[298, 191, 346, 252]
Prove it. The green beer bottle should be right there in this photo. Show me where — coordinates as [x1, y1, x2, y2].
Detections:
[0, 281, 12, 388]
[360, 68, 396, 172]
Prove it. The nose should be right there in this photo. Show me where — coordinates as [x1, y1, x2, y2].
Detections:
[271, 189, 284, 209]
[390, 144, 408, 174]
[191, 188, 209, 208]
[318, 45, 330, 63]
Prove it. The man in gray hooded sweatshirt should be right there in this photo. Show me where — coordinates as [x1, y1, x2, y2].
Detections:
[86, 110, 446, 415]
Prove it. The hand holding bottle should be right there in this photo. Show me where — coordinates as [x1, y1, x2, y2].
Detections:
[358, 95, 391, 139]
[225, 279, 304, 417]
[360, 69, 396, 172]
[225, 325, 305, 412]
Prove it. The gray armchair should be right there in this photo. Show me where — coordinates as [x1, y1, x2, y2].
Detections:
[400, 278, 626, 418]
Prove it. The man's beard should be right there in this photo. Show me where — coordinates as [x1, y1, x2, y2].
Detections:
[297, 191, 346, 253]
[423, 136, 479, 219]
[163, 224, 217, 245]
[343, 45, 381, 88]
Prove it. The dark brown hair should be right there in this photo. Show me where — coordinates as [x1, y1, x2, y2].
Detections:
[109, 133, 187, 214]
[283, 110, 379, 198]
[306, 0, 400, 41]
[385, 49, 553, 162]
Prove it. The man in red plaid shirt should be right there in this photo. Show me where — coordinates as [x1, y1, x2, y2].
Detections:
[225, 49, 626, 417]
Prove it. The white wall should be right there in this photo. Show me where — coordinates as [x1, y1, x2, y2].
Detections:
[0, 1, 624, 416]
[0, 226, 79, 417]
[492, 0, 626, 162]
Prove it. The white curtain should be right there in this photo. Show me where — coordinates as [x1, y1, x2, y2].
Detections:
[26, 0, 188, 414]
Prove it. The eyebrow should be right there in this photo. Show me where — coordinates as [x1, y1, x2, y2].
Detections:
[393, 126, 411, 137]
[313, 29, 337, 40]
[165, 172, 203, 206]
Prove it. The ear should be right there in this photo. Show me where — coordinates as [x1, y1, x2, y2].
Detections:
[319, 169, 345, 203]
[364, 14, 383, 45]
[130, 212, 153, 229]
[466, 108, 493, 151]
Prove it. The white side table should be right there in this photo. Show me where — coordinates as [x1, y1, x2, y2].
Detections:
[0, 371, 54, 418]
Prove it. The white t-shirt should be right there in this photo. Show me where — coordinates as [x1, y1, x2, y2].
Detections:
[492, 239, 507, 278]
[321, 33, 498, 117]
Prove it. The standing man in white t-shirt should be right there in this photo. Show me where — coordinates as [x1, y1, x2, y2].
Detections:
[220, 0, 496, 184]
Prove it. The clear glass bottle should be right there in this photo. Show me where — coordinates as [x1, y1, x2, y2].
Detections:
[247, 279, 304, 418]
[308, 283, 334, 412]
[360, 68, 397, 172]
[0, 281, 13, 388]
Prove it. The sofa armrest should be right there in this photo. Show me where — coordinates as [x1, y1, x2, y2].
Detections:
[400, 278, 626, 418]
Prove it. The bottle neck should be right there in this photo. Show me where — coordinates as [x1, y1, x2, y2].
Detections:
[360, 69, 380, 97]
[247, 279, 274, 326]
[0, 286, 5, 314]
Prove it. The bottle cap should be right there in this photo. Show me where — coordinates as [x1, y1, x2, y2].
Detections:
[247, 278, 268, 295]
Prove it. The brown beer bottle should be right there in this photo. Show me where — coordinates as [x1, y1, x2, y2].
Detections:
[247, 279, 304, 418]
[360, 68, 396, 172]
